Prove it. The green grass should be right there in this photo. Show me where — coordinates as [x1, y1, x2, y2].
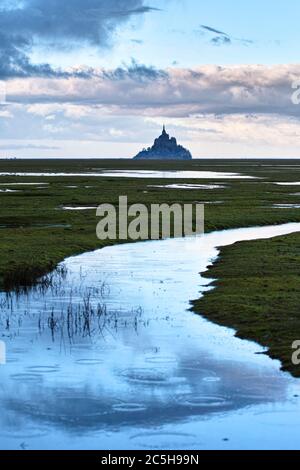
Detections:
[1, 158, 300, 290]
[192, 232, 300, 377]
[1, 158, 300, 374]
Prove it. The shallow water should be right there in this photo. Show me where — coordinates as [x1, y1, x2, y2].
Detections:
[98, 171, 254, 179]
[0, 170, 254, 179]
[1, 223, 300, 450]
[276, 182, 300, 186]
[149, 184, 226, 190]
[61, 206, 97, 211]
[0, 183, 49, 186]
[273, 204, 300, 209]
[0, 189, 20, 193]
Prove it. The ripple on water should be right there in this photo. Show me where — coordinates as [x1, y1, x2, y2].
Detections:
[120, 368, 167, 385]
[180, 366, 220, 382]
[0, 427, 49, 440]
[10, 373, 43, 383]
[130, 432, 198, 449]
[179, 394, 232, 409]
[202, 376, 221, 383]
[27, 365, 60, 374]
[237, 390, 277, 401]
[75, 358, 104, 366]
[112, 402, 148, 413]
[145, 355, 178, 365]
[118, 367, 185, 387]
[23, 397, 109, 419]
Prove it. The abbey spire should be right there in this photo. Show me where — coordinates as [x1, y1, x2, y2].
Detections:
[134, 126, 192, 160]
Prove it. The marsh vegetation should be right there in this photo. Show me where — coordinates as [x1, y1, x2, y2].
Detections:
[1, 158, 300, 376]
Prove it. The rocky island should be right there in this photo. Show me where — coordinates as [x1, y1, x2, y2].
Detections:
[134, 126, 192, 160]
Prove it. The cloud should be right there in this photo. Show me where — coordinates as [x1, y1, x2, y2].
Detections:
[200, 25, 229, 36]
[110, 6, 160, 17]
[211, 36, 232, 46]
[200, 24, 231, 46]
[6, 64, 300, 120]
[101, 59, 168, 81]
[2, 63, 300, 157]
[0, 143, 60, 150]
[199, 24, 253, 47]
[0, 1, 157, 78]
[131, 39, 144, 44]
[148, 113, 300, 149]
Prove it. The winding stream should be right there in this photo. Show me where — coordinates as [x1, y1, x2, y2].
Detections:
[1, 223, 300, 450]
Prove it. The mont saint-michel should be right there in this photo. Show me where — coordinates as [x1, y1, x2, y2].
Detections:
[134, 126, 192, 160]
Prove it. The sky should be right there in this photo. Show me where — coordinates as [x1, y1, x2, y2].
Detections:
[1, 0, 300, 158]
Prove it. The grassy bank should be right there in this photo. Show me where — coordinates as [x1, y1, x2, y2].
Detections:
[1, 158, 300, 290]
[192, 231, 300, 378]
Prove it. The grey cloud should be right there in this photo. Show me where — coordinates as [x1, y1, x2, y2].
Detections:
[7, 64, 300, 120]
[131, 39, 144, 44]
[0, 31, 69, 79]
[200, 25, 229, 36]
[101, 60, 168, 82]
[110, 6, 160, 17]
[200, 24, 231, 46]
[0, 0, 157, 78]
[199, 24, 253, 47]
[0, 144, 60, 150]
[211, 36, 232, 46]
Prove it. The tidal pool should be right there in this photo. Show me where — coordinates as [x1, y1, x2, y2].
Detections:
[0, 183, 49, 186]
[61, 206, 97, 211]
[0, 189, 20, 193]
[96, 171, 254, 179]
[273, 204, 300, 209]
[0, 223, 300, 450]
[276, 182, 300, 186]
[149, 184, 226, 190]
[0, 171, 254, 179]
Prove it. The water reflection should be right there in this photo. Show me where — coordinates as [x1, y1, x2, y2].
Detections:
[0, 170, 254, 179]
[1, 223, 300, 449]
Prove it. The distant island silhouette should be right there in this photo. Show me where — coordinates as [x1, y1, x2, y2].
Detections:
[134, 126, 192, 160]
